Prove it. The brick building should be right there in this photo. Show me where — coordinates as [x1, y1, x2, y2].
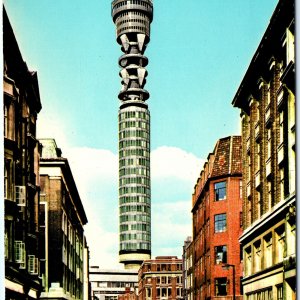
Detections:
[138, 256, 183, 300]
[118, 287, 138, 300]
[191, 136, 243, 300]
[3, 7, 43, 299]
[39, 139, 89, 300]
[232, 0, 296, 299]
[182, 237, 193, 300]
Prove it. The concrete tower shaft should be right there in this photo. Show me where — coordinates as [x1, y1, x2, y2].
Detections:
[112, 0, 153, 269]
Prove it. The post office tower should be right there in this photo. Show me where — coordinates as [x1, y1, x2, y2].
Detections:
[112, 0, 153, 269]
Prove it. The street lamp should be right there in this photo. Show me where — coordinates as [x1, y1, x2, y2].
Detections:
[222, 263, 236, 300]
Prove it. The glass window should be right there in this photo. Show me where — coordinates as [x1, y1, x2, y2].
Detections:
[214, 214, 227, 232]
[245, 246, 252, 276]
[215, 181, 226, 201]
[4, 105, 8, 138]
[264, 233, 273, 268]
[215, 277, 227, 296]
[277, 285, 283, 300]
[215, 245, 227, 264]
[4, 165, 8, 199]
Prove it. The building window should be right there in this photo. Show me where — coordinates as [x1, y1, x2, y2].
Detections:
[168, 288, 172, 297]
[215, 245, 227, 264]
[4, 231, 9, 259]
[247, 288, 272, 300]
[4, 105, 8, 138]
[267, 181, 272, 211]
[264, 233, 273, 268]
[207, 280, 211, 297]
[279, 111, 284, 144]
[214, 181, 226, 201]
[4, 165, 8, 199]
[256, 143, 261, 171]
[277, 285, 283, 300]
[245, 246, 252, 276]
[215, 277, 227, 296]
[146, 287, 151, 298]
[275, 225, 285, 263]
[267, 129, 271, 159]
[254, 240, 261, 273]
[214, 214, 226, 233]
[280, 168, 285, 201]
[14, 240, 26, 268]
[240, 212, 243, 228]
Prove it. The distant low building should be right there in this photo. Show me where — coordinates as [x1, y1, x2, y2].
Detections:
[182, 237, 193, 300]
[191, 136, 243, 300]
[39, 139, 89, 300]
[138, 256, 183, 300]
[232, 0, 296, 299]
[89, 267, 138, 300]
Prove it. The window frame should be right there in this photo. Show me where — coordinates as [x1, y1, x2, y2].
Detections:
[214, 213, 227, 233]
[215, 277, 227, 296]
[215, 245, 227, 264]
[214, 181, 227, 201]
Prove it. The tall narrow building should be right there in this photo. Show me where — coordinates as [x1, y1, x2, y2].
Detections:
[111, 0, 153, 269]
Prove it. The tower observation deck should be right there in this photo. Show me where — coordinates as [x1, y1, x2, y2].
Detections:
[111, 0, 153, 269]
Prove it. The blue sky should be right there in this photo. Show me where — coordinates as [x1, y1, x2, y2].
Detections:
[4, 0, 278, 269]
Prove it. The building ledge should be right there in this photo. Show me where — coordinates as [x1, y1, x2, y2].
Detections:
[239, 194, 295, 244]
[242, 262, 283, 284]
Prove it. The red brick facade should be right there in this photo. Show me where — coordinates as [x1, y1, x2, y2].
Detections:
[138, 256, 183, 300]
[191, 136, 243, 300]
[118, 287, 138, 300]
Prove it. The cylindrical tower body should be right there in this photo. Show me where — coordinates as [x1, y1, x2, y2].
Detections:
[112, 0, 153, 269]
